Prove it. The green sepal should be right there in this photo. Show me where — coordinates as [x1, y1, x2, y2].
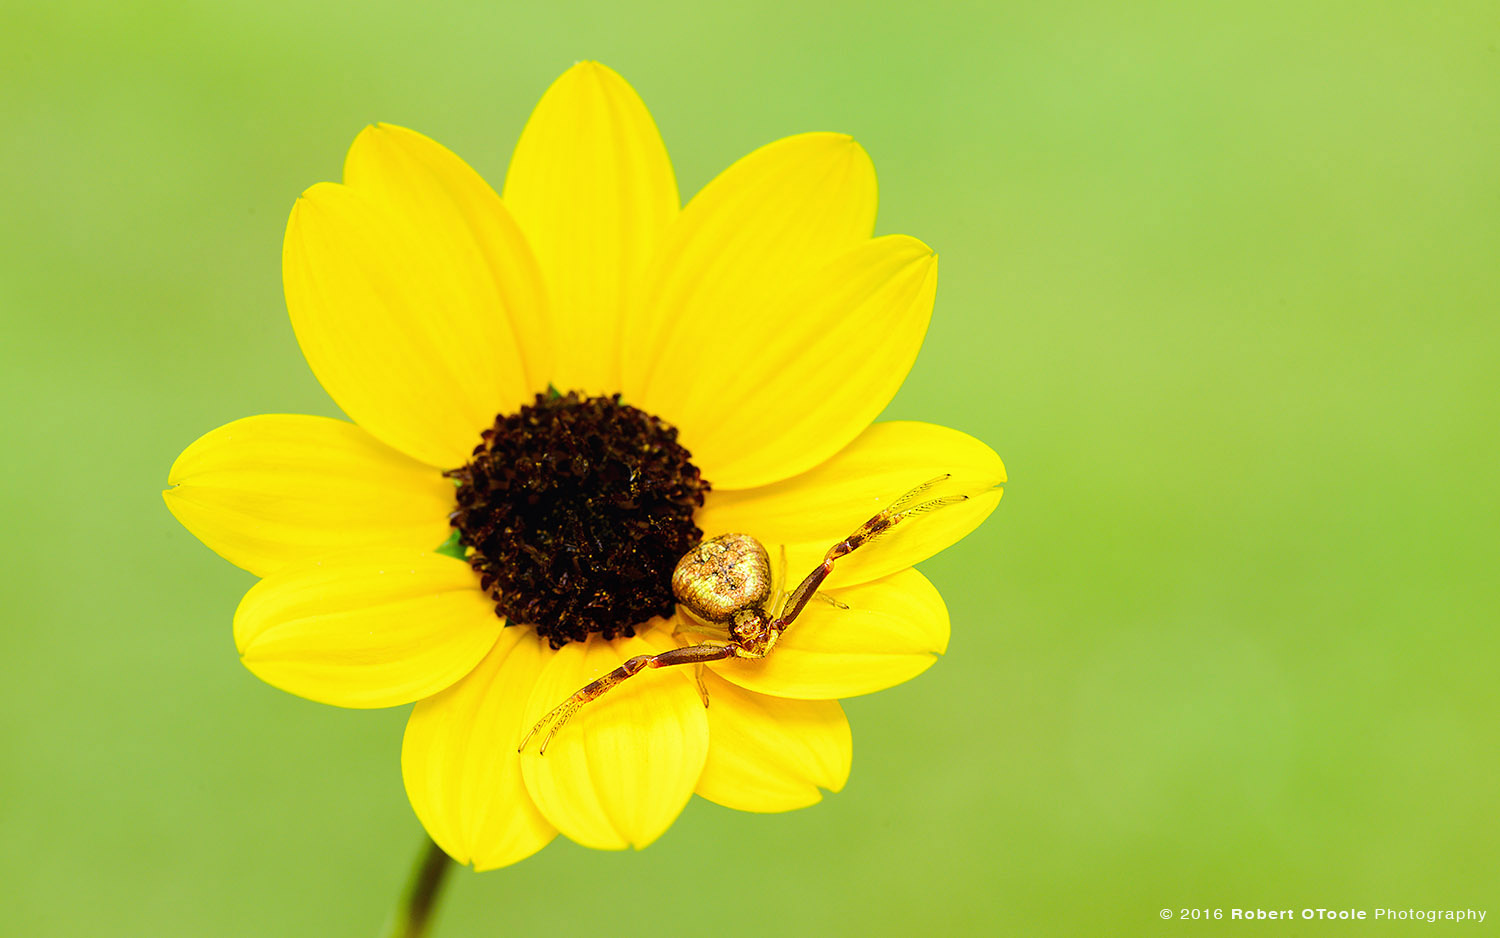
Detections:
[434, 529, 466, 560]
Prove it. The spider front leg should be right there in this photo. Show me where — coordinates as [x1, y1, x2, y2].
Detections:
[773, 474, 967, 633]
[519, 642, 737, 754]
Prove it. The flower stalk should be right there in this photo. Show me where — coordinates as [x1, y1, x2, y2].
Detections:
[383, 837, 454, 938]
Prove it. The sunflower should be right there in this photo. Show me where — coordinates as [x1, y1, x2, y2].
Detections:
[164, 61, 1005, 870]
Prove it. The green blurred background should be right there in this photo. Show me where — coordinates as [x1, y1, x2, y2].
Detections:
[4, 1, 1496, 935]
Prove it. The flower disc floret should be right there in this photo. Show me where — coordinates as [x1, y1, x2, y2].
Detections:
[448, 391, 710, 648]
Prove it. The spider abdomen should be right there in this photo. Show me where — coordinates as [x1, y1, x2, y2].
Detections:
[671, 533, 772, 624]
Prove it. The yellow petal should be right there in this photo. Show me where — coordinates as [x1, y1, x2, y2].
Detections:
[284, 180, 530, 469]
[696, 421, 1005, 589]
[711, 569, 949, 700]
[503, 62, 678, 394]
[163, 414, 454, 578]
[694, 671, 850, 813]
[403, 627, 556, 870]
[641, 236, 938, 490]
[519, 631, 707, 850]
[233, 550, 502, 708]
[623, 132, 877, 399]
[342, 123, 553, 395]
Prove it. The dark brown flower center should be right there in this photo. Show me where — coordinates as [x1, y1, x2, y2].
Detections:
[447, 391, 709, 648]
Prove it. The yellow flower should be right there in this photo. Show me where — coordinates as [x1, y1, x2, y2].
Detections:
[163, 62, 1005, 869]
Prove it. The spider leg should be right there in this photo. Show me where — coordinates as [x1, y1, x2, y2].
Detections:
[770, 543, 790, 618]
[813, 591, 850, 609]
[519, 642, 737, 754]
[673, 619, 732, 641]
[694, 664, 710, 708]
[884, 473, 952, 514]
[773, 475, 967, 633]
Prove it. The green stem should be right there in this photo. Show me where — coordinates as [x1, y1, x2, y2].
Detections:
[383, 837, 454, 938]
